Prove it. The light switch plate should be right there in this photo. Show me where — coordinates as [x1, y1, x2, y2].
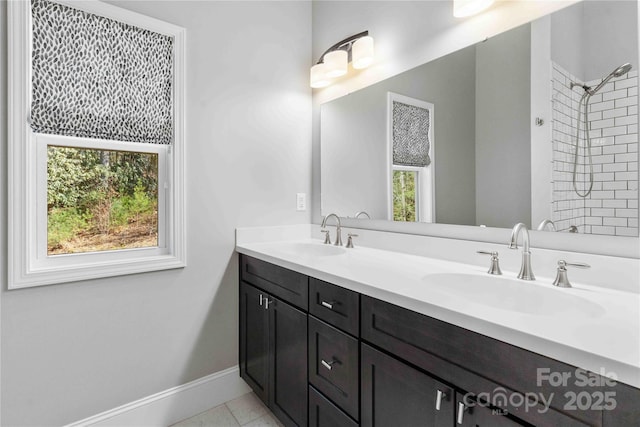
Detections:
[296, 193, 306, 211]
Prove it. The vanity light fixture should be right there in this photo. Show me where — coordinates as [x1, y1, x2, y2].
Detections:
[310, 31, 374, 88]
[453, 0, 494, 17]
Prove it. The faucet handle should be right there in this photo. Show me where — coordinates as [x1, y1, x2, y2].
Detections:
[321, 229, 331, 245]
[346, 233, 359, 248]
[553, 260, 590, 288]
[477, 251, 502, 275]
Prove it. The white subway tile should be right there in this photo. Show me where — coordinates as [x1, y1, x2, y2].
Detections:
[615, 77, 638, 90]
[591, 208, 616, 216]
[602, 126, 628, 137]
[585, 217, 603, 225]
[602, 108, 627, 119]
[603, 89, 628, 101]
[616, 208, 639, 218]
[615, 189, 639, 199]
[615, 97, 638, 108]
[604, 217, 628, 227]
[615, 171, 638, 181]
[603, 145, 627, 155]
[615, 115, 638, 126]
[603, 199, 627, 208]
[615, 134, 638, 144]
[591, 226, 616, 235]
[590, 118, 614, 129]
[602, 163, 627, 172]
[615, 152, 638, 163]
[615, 227, 638, 236]
[592, 155, 615, 164]
[585, 199, 602, 208]
[590, 100, 615, 112]
[602, 181, 628, 191]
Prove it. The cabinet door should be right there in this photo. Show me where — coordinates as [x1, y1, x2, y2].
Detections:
[361, 343, 454, 427]
[269, 296, 308, 427]
[239, 282, 270, 404]
[455, 392, 525, 427]
[309, 386, 358, 427]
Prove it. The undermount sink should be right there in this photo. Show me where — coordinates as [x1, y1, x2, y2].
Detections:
[422, 273, 605, 317]
[269, 242, 346, 258]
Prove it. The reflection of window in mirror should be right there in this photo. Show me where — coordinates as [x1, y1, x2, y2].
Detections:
[387, 93, 435, 223]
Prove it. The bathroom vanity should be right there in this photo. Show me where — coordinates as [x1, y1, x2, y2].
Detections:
[237, 233, 640, 427]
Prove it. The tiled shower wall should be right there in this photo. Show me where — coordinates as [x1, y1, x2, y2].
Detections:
[551, 62, 639, 236]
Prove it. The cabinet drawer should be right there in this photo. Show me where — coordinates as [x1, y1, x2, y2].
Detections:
[240, 255, 308, 310]
[309, 385, 358, 427]
[309, 278, 359, 336]
[309, 316, 359, 420]
[361, 296, 592, 427]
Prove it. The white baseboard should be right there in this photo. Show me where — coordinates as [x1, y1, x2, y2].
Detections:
[65, 366, 251, 427]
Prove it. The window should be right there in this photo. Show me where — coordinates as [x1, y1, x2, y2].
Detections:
[8, 0, 185, 288]
[392, 168, 419, 222]
[387, 93, 435, 223]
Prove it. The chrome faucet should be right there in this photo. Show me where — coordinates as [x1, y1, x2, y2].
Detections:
[321, 213, 343, 246]
[536, 219, 556, 232]
[509, 223, 535, 280]
[354, 211, 371, 219]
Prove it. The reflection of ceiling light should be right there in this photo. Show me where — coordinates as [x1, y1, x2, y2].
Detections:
[310, 31, 374, 88]
[453, 0, 494, 18]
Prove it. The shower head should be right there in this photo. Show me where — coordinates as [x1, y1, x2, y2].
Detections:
[613, 63, 632, 77]
[588, 63, 632, 95]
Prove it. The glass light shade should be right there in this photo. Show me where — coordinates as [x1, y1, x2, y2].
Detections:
[352, 36, 374, 70]
[453, 0, 494, 18]
[324, 50, 348, 78]
[310, 63, 331, 88]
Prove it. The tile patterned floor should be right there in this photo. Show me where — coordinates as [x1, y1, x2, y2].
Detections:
[171, 392, 284, 427]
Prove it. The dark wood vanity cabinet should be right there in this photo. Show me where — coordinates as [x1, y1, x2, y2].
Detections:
[239, 255, 640, 427]
[361, 343, 455, 427]
[239, 257, 308, 427]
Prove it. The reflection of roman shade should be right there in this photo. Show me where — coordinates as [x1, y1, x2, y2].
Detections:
[392, 101, 431, 167]
[30, 0, 174, 144]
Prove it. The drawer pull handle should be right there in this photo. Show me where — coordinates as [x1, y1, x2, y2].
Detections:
[321, 359, 338, 370]
[321, 300, 337, 310]
[435, 389, 447, 411]
[457, 402, 467, 425]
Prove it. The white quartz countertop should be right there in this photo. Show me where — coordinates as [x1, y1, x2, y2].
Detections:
[236, 237, 640, 389]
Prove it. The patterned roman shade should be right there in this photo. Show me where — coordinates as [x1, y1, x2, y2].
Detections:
[392, 101, 431, 167]
[30, 0, 174, 144]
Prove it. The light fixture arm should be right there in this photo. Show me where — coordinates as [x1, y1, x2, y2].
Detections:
[315, 31, 369, 64]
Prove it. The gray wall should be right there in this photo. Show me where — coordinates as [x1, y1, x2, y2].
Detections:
[475, 24, 532, 228]
[0, 1, 312, 425]
[552, 1, 638, 81]
[321, 46, 477, 225]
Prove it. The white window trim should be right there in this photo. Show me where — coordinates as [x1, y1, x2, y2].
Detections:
[8, 0, 186, 289]
[386, 92, 435, 223]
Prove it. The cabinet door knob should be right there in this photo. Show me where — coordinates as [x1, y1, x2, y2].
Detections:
[321, 358, 338, 370]
[435, 389, 447, 411]
[321, 300, 337, 310]
[456, 401, 468, 425]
